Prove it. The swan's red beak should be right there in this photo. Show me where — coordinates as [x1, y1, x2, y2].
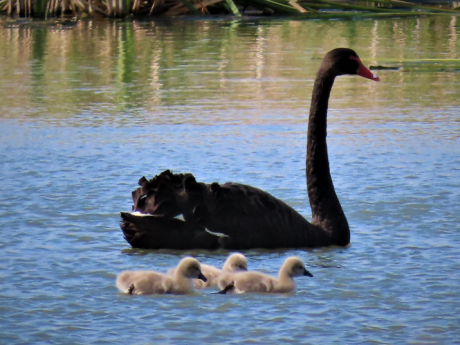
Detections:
[355, 58, 380, 82]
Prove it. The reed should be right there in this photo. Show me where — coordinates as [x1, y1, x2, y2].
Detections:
[5, 0, 33, 16]
[33, 0, 46, 15]
[1, 0, 459, 17]
[310, 0, 400, 12]
[367, 0, 460, 13]
[243, 0, 307, 13]
[224, 0, 241, 15]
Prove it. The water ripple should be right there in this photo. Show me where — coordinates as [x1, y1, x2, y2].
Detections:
[1, 17, 460, 345]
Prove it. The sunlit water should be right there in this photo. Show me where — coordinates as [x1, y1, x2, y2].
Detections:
[1, 16, 460, 344]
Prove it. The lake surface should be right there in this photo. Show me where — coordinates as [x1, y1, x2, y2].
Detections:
[1, 15, 460, 344]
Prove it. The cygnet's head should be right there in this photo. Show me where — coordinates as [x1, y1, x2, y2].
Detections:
[284, 257, 313, 278]
[178, 257, 207, 282]
[223, 253, 248, 272]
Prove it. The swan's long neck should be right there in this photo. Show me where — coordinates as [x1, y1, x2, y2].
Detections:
[306, 70, 350, 246]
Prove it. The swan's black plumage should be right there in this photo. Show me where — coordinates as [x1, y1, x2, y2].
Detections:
[120, 48, 379, 250]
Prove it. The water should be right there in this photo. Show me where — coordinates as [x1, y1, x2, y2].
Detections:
[1, 15, 460, 344]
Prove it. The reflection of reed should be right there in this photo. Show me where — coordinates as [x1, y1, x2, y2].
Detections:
[449, 16, 457, 58]
[0, 17, 459, 122]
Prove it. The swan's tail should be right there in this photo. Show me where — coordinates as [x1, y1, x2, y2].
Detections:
[132, 170, 192, 217]
[120, 212, 219, 250]
[131, 170, 211, 227]
[121, 170, 222, 249]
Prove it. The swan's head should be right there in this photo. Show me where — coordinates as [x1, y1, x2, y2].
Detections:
[223, 253, 248, 272]
[322, 48, 380, 82]
[177, 257, 207, 282]
[283, 257, 313, 278]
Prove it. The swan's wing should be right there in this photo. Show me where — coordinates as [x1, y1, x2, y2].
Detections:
[124, 170, 322, 249]
[196, 182, 309, 248]
[120, 212, 218, 250]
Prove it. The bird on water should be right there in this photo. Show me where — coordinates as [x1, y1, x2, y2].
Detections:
[216, 256, 313, 294]
[120, 48, 380, 250]
[116, 257, 207, 295]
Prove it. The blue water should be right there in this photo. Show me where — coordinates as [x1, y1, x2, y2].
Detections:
[1, 16, 460, 344]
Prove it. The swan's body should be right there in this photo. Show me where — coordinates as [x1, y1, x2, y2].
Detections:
[168, 253, 247, 289]
[120, 48, 379, 250]
[116, 257, 207, 295]
[217, 257, 312, 294]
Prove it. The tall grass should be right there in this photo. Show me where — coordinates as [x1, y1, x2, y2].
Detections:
[0, 0, 33, 16]
[0, 0, 459, 17]
[33, 0, 47, 15]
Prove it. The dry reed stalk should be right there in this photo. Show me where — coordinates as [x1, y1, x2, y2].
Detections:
[243, 0, 303, 13]
[309, 0, 400, 12]
[69, 0, 78, 15]
[165, 0, 221, 15]
[73, 0, 87, 11]
[91, 2, 107, 14]
[368, 0, 460, 13]
[7, 0, 12, 15]
[288, 1, 307, 12]
[105, 0, 113, 16]
[149, 0, 165, 14]
[50, 0, 57, 16]
[117, 0, 121, 16]
[132, 0, 140, 13]
[201, 3, 210, 13]
[52, 0, 58, 16]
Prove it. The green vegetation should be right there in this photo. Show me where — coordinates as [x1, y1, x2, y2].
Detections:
[0, 0, 459, 18]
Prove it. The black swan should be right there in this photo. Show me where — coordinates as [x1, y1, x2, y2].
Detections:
[120, 48, 379, 250]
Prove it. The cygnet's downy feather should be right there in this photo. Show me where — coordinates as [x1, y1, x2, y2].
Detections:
[116, 257, 207, 295]
[168, 253, 247, 289]
[217, 256, 312, 294]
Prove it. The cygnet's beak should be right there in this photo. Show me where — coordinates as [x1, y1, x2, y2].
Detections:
[304, 269, 313, 277]
[198, 272, 207, 282]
